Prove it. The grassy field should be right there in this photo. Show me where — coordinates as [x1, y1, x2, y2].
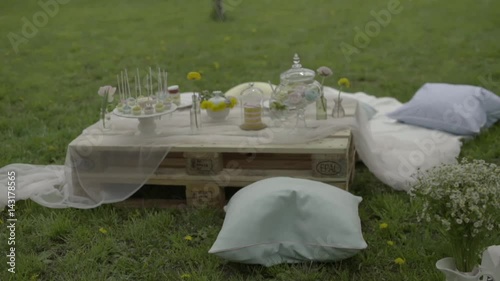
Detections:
[1, 0, 500, 280]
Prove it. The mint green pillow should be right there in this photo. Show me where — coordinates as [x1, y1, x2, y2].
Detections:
[208, 177, 367, 267]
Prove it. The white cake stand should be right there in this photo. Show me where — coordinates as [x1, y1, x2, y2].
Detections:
[113, 104, 177, 135]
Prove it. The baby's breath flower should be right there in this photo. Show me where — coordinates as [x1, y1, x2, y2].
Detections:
[410, 158, 500, 270]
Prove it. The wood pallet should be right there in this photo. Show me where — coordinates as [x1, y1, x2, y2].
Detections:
[71, 131, 356, 209]
[133, 130, 356, 208]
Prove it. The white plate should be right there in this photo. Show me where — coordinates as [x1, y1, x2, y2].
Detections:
[224, 82, 276, 98]
[113, 104, 177, 118]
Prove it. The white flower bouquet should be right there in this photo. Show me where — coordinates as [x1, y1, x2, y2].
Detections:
[410, 158, 500, 272]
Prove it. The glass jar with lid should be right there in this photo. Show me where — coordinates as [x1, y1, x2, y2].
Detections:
[269, 53, 322, 127]
[239, 83, 267, 131]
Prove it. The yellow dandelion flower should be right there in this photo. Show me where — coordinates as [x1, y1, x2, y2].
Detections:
[201, 100, 210, 110]
[379, 222, 388, 229]
[212, 102, 227, 112]
[47, 145, 56, 151]
[187, 72, 201, 81]
[229, 97, 238, 107]
[251, 28, 257, 33]
[338, 77, 351, 88]
[394, 257, 405, 265]
[224, 36, 231, 42]
[387, 241, 395, 246]
[184, 235, 193, 241]
[180, 273, 191, 279]
[99, 227, 108, 234]
[213, 62, 220, 70]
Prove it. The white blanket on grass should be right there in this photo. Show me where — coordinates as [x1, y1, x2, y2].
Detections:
[0, 87, 463, 209]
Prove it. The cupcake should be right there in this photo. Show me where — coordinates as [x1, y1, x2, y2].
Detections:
[132, 105, 142, 116]
[116, 103, 124, 112]
[155, 101, 165, 113]
[122, 104, 132, 114]
[127, 97, 136, 106]
[137, 95, 148, 108]
[144, 103, 154, 115]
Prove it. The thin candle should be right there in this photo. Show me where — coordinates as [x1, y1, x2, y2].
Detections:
[134, 74, 138, 98]
[149, 67, 153, 98]
[157, 67, 162, 99]
[136, 68, 142, 97]
[163, 70, 168, 92]
[124, 69, 131, 99]
[117, 74, 121, 101]
[121, 71, 126, 99]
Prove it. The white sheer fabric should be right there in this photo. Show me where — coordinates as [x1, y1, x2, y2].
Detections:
[0, 86, 463, 209]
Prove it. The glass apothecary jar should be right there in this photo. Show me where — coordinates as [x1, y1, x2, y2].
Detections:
[269, 53, 322, 127]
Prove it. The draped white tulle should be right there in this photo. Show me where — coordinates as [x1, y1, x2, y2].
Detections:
[0, 87, 463, 209]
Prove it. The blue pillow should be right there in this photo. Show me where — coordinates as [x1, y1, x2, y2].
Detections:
[208, 177, 367, 267]
[387, 83, 500, 135]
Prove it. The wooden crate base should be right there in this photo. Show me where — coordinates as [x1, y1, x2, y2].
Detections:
[113, 179, 350, 208]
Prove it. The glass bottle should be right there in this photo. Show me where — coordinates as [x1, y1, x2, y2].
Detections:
[168, 85, 181, 106]
[316, 90, 327, 120]
[190, 93, 202, 132]
[331, 97, 345, 118]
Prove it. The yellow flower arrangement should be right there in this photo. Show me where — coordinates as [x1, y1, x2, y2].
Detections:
[200, 96, 238, 112]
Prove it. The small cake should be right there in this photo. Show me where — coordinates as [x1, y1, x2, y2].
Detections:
[116, 103, 124, 112]
[127, 97, 136, 106]
[144, 103, 154, 115]
[122, 104, 132, 114]
[240, 106, 267, 130]
[155, 101, 165, 112]
[137, 95, 148, 108]
[132, 105, 142, 116]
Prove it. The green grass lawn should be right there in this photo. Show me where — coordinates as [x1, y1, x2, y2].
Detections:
[1, 0, 500, 280]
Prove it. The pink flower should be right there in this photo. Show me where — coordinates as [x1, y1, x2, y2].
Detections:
[98, 85, 116, 102]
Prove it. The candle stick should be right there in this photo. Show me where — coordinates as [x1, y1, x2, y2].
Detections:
[135, 68, 142, 96]
[117, 74, 121, 101]
[120, 71, 126, 99]
[163, 70, 168, 92]
[134, 74, 138, 98]
[157, 67, 162, 100]
[149, 67, 153, 98]
[124, 69, 131, 99]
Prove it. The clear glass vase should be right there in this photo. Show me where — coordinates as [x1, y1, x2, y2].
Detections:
[190, 94, 202, 133]
[331, 97, 345, 118]
[99, 109, 112, 131]
[316, 96, 327, 120]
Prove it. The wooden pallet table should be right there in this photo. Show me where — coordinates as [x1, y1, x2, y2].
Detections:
[68, 103, 357, 208]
